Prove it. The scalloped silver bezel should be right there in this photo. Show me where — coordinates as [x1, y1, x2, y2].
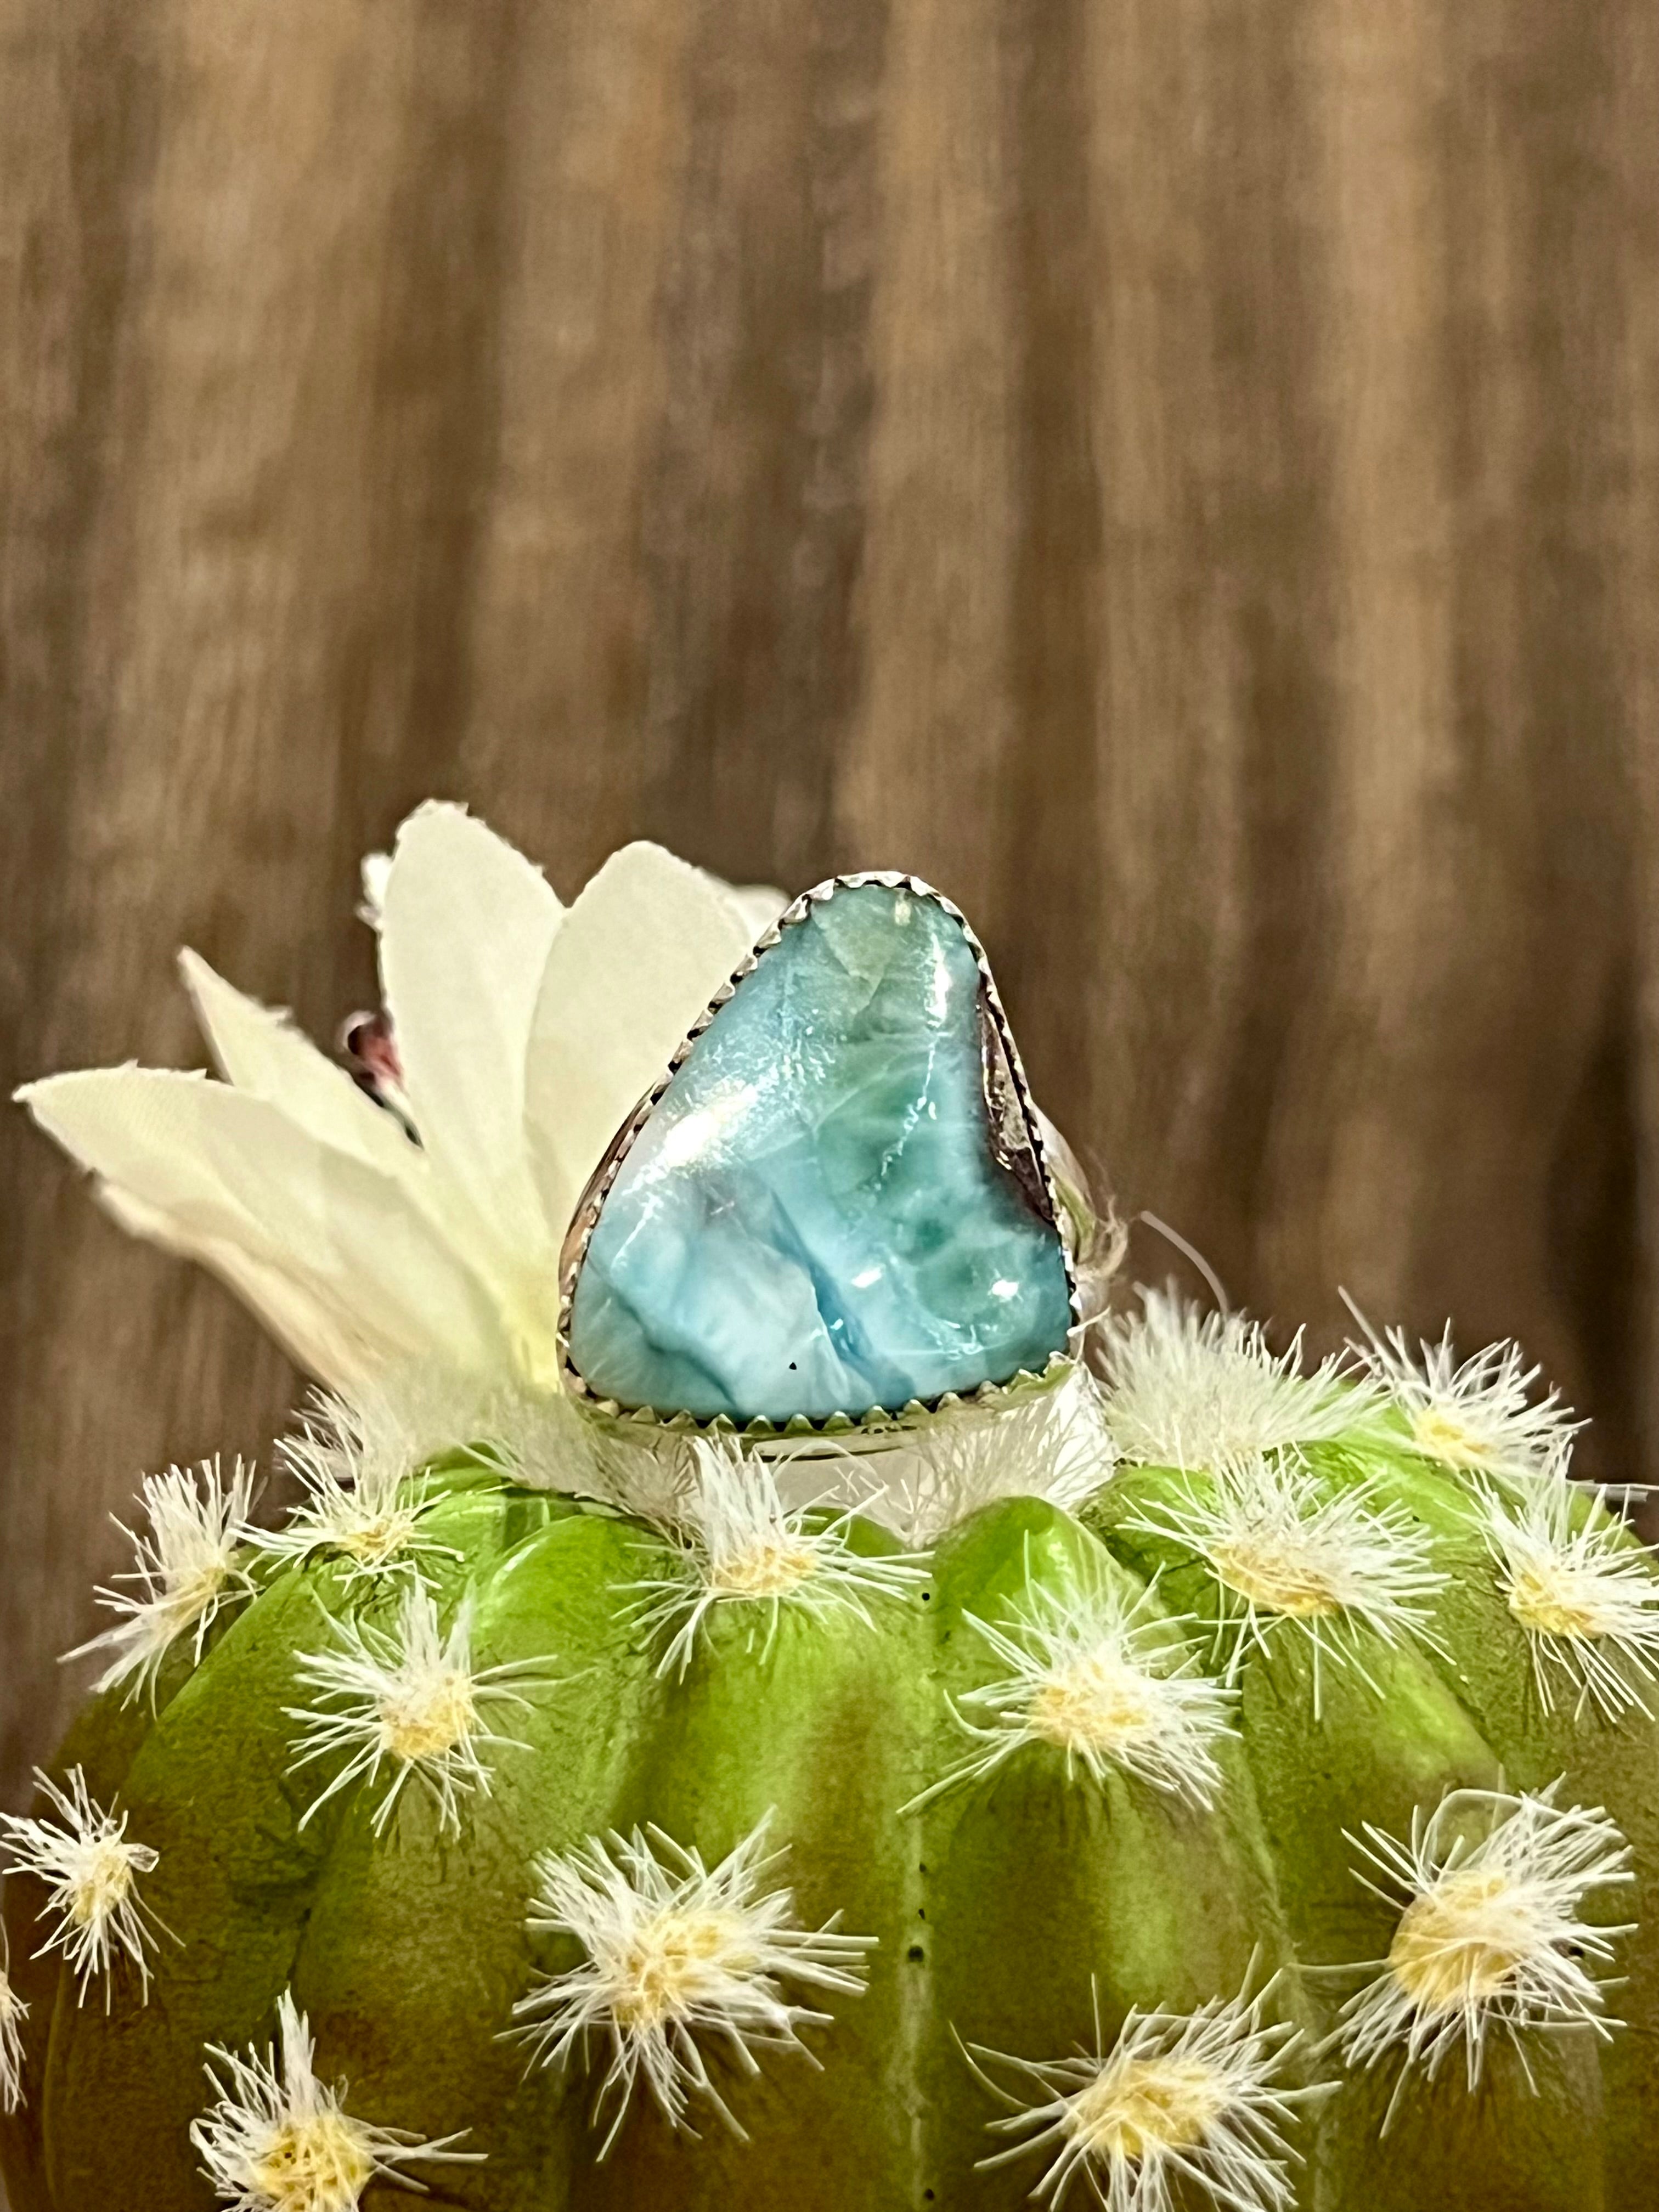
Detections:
[556, 871, 1082, 1436]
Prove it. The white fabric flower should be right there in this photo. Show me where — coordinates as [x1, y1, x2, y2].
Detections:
[19, 805, 764, 1401]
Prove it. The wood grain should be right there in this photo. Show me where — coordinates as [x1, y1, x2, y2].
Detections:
[3, 0, 1657, 1843]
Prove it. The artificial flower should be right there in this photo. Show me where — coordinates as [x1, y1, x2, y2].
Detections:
[21, 805, 767, 1402]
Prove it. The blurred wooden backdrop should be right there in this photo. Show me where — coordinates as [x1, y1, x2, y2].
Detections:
[3, 0, 1659, 1836]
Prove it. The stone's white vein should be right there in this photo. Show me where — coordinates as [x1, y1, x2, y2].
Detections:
[511, 1814, 875, 2151]
[568, 883, 1073, 1424]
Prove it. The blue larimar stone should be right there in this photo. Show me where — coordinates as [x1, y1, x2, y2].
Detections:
[566, 881, 1074, 1423]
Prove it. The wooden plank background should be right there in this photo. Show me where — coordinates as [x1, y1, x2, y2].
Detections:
[3, 0, 1658, 1848]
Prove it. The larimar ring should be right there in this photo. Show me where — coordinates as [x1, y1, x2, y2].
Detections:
[558, 873, 1108, 1435]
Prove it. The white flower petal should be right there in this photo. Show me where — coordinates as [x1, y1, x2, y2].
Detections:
[24, 1075, 363, 1381]
[377, 802, 566, 1280]
[98, 1182, 387, 1388]
[178, 949, 417, 1180]
[716, 876, 788, 939]
[359, 848, 393, 930]
[20, 808, 794, 1418]
[21, 1069, 511, 1378]
[524, 841, 758, 1231]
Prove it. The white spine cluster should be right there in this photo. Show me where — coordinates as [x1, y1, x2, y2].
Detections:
[627, 1442, 926, 1678]
[0, 1934, 26, 2114]
[0, 1768, 163, 2004]
[1345, 1306, 1578, 1481]
[968, 1977, 1314, 2212]
[511, 1814, 875, 2149]
[287, 1583, 553, 1835]
[1481, 1471, 1659, 1720]
[1337, 1784, 1633, 2116]
[64, 1458, 257, 1702]
[192, 1988, 477, 2210]
[263, 1392, 460, 1582]
[1100, 1290, 1374, 1472]
[589, 1428, 699, 1527]
[1122, 1453, 1446, 1714]
[909, 1571, 1237, 1813]
[330, 1363, 603, 1497]
[884, 1370, 1119, 1545]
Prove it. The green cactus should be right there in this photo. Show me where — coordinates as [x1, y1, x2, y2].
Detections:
[4, 1314, 1659, 2212]
[6, 808, 1659, 2211]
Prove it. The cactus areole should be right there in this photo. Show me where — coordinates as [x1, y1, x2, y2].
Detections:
[4, 809, 1659, 2212]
